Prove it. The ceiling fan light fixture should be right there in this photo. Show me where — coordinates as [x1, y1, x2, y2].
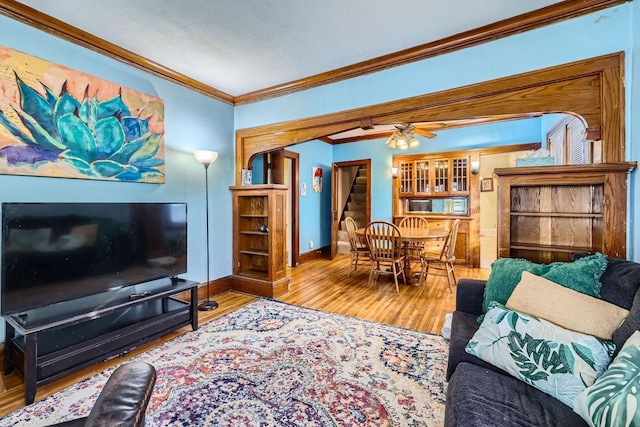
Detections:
[396, 135, 408, 148]
[409, 135, 420, 148]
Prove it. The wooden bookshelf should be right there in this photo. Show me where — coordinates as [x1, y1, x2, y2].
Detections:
[230, 185, 289, 297]
[495, 163, 636, 263]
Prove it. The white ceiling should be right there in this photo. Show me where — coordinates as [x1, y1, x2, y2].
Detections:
[16, 0, 562, 97]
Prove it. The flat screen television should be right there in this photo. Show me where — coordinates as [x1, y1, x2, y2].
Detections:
[1, 202, 187, 316]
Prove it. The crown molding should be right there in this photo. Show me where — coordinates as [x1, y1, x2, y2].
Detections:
[0, 0, 235, 105]
[234, 0, 627, 105]
[0, 0, 627, 106]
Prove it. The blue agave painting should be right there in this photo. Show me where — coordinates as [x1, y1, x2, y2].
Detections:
[0, 47, 165, 183]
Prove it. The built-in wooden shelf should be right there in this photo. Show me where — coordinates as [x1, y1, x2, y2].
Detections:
[231, 184, 289, 298]
[510, 212, 604, 218]
[239, 249, 269, 256]
[496, 162, 636, 263]
[510, 243, 596, 254]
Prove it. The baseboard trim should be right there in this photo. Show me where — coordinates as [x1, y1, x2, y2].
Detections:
[173, 276, 233, 302]
[299, 245, 331, 264]
[231, 275, 290, 298]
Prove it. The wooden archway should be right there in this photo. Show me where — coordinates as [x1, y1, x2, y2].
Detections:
[235, 53, 624, 184]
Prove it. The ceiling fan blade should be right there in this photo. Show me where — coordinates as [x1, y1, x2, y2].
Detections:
[413, 129, 437, 138]
[413, 123, 447, 130]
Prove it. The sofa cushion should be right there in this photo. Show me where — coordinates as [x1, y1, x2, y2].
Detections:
[573, 331, 640, 427]
[613, 291, 640, 352]
[506, 271, 629, 340]
[599, 258, 640, 354]
[579, 257, 640, 308]
[482, 254, 608, 313]
[446, 310, 507, 381]
[466, 302, 615, 408]
[445, 362, 588, 427]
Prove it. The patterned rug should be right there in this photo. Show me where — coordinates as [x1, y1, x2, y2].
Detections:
[0, 299, 448, 426]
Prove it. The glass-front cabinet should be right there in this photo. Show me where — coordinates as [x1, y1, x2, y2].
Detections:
[397, 156, 469, 197]
[393, 152, 476, 267]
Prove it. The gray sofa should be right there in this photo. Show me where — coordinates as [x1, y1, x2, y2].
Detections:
[444, 257, 640, 427]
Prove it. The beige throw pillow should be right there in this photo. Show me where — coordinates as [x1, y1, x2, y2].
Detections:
[506, 271, 629, 340]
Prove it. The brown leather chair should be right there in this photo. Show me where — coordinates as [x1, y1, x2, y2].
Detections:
[47, 362, 156, 427]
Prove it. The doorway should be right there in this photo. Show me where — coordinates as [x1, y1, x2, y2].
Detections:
[259, 149, 300, 267]
[478, 150, 532, 268]
[331, 159, 371, 258]
[283, 150, 300, 267]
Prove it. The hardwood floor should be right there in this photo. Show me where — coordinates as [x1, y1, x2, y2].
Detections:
[0, 255, 489, 418]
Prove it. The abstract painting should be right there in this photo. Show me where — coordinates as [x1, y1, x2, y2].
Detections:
[0, 45, 165, 183]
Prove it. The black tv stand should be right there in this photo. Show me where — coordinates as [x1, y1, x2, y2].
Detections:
[3, 278, 199, 404]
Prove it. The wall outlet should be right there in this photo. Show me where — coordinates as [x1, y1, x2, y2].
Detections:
[309, 241, 314, 249]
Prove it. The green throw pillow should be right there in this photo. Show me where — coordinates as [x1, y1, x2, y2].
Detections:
[466, 301, 615, 408]
[482, 253, 608, 313]
[573, 330, 640, 427]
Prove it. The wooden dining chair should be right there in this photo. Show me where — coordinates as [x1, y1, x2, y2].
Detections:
[398, 216, 429, 266]
[419, 219, 460, 292]
[365, 221, 406, 292]
[344, 216, 369, 277]
[399, 216, 429, 229]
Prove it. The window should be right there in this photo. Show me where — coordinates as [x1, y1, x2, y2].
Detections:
[546, 116, 589, 165]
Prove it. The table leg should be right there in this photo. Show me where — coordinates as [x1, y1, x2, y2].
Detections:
[190, 286, 199, 331]
[24, 333, 37, 405]
[3, 322, 15, 375]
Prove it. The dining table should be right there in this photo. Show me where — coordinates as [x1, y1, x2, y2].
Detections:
[355, 226, 448, 285]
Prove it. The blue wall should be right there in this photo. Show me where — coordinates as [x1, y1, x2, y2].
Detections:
[631, 0, 640, 264]
[235, 7, 631, 129]
[236, 4, 637, 260]
[0, 16, 235, 339]
[287, 141, 333, 249]
[0, 2, 637, 344]
[277, 118, 542, 249]
[332, 118, 543, 222]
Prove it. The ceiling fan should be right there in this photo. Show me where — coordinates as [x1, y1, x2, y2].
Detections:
[384, 123, 439, 149]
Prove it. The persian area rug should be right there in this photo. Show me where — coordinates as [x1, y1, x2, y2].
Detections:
[0, 299, 448, 426]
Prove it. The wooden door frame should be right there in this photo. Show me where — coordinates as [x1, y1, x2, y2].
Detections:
[284, 150, 300, 267]
[260, 149, 300, 266]
[331, 159, 372, 258]
[235, 53, 625, 183]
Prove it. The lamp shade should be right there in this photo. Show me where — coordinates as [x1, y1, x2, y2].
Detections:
[194, 150, 219, 165]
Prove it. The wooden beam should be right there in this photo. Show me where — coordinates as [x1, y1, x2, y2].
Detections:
[235, 53, 625, 184]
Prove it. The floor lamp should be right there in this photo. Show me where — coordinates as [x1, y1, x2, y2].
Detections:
[194, 150, 219, 311]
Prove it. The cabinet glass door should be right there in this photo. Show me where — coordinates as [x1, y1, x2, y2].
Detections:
[452, 158, 468, 192]
[415, 160, 430, 193]
[433, 160, 449, 193]
[399, 162, 413, 194]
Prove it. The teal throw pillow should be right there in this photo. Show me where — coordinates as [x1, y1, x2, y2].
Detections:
[573, 330, 640, 427]
[466, 301, 615, 408]
[482, 253, 608, 313]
